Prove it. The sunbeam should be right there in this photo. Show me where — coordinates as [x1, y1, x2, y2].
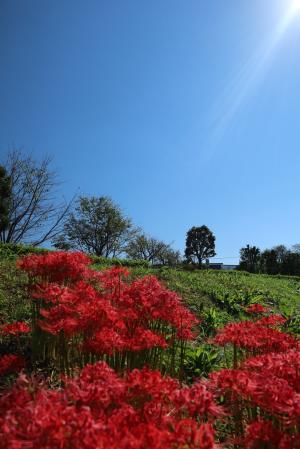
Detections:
[209, 1, 300, 150]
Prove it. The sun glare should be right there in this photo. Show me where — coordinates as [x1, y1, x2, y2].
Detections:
[290, 0, 300, 15]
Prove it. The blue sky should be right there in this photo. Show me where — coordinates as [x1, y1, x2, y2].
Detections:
[1, 0, 300, 263]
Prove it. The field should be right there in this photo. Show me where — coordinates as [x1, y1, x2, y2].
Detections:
[108, 263, 300, 338]
[0, 250, 300, 448]
[2, 255, 300, 332]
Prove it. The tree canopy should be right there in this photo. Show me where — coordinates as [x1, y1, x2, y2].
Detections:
[184, 225, 216, 267]
[238, 245, 261, 273]
[53, 196, 138, 257]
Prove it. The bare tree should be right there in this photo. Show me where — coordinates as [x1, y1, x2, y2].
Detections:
[0, 149, 73, 246]
[126, 233, 179, 265]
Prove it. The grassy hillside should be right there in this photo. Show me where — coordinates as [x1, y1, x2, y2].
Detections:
[126, 266, 300, 335]
[1, 250, 300, 335]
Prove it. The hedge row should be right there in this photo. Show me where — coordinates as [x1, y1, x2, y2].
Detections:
[0, 243, 150, 268]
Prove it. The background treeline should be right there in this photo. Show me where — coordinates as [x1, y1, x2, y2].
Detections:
[0, 150, 181, 267]
[238, 243, 300, 276]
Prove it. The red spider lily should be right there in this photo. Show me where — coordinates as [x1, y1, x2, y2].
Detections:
[245, 303, 268, 314]
[212, 319, 298, 353]
[1, 321, 30, 336]
[18, 252, 199, 373]
[255, 314, 286, 326]
[243, 349, 300, 392]
[0, 362, 221, 449]
[243, 420, 300, 449]
[211, 368, 300, 427]
[17, 251, 92, 283]
[210, 309, 300, 447]
[0, 354, 25, 376]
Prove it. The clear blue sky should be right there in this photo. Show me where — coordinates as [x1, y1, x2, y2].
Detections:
[1, 0, 300, 263]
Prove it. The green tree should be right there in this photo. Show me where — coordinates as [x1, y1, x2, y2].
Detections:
[260, 249, 279, 275]
[54, 196, 138, 257]
[238, 244, 261, 273]
[0, 165, 11, 238]
[184, 226, 216, 268]
[281, 251, 300, 276]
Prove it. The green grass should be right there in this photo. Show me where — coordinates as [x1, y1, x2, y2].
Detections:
[0, 258, 31, 324]
[128, 266, 300, 325]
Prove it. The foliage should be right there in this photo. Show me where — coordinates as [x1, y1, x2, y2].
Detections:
[185, 226, 216, 267]
[183, 345, 221, 381]
[242, 243, 300, 276]
[238, 244, 261, 273]
[199, 308, 223, 337]
[0, 149, 72, 246]
[0, 258, 31, 323]
[53, 196, 139, 257]
[0, 242, 48, 260]
[90, 254, 151, 268]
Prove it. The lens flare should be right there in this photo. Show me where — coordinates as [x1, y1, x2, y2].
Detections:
[207, 1, 300, 156]
[290, 0, 300, 14]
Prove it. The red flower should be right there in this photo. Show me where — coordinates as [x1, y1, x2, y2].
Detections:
[1, 321, 30, 336]
[0, 354, 25, 376]
[17, 251, 92, 283]
[245, 303, 268, 314]
[19, 253, 198, 363]
[0, 362, 221, 449]
[212, 319, 298, 353]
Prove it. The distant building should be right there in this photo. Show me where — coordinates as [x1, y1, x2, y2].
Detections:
[222, 264, 238, 271]
[208, 263, 223, 270]
[205, 260, 238, 270]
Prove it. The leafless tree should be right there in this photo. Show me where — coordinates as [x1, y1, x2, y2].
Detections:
[126, 233, 180, 265]
[0, 149, 73, 246]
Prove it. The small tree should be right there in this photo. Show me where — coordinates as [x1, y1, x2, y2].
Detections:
[0, 149, 73, 246]
[54, 196, 138, 257]
[156, 246, 181, 267]
[184, 226, 216, 268]
[126, 233, 180, 266]
[238, 244, 261, 273]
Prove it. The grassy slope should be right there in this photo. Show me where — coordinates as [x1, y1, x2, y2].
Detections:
[1, 255, 300, 328]
[91, 264, 300, 330]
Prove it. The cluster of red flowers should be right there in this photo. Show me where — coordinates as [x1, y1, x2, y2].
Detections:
[210, 306, 300, 448]
[1, 321, 30, 336]
[0, 362, 220, 449]
[244, 303, 268, 314]
[10, 253, 300, 447]
[212, 314, 298, 354]
[0, 354, 25, 376]
[243, 420, 300, 449]
[18, 252, 198, 370]
[17, 251, 92, 283]
[0, 322, 30, 377]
